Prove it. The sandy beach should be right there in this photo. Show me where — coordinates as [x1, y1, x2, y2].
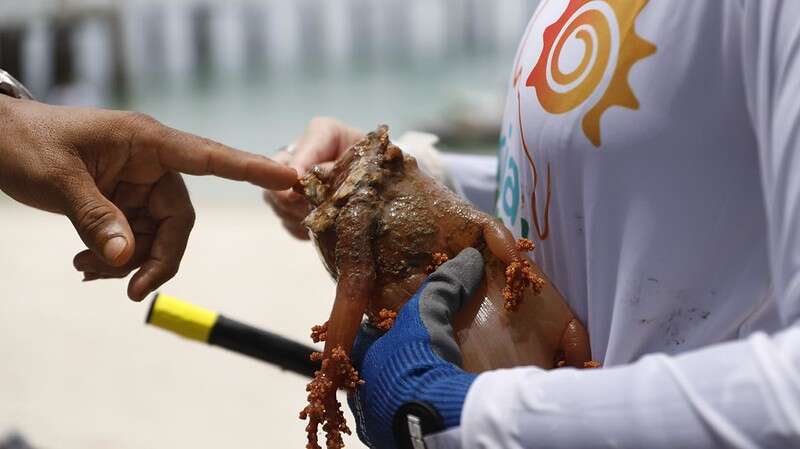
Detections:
[0, 192, 366, 449]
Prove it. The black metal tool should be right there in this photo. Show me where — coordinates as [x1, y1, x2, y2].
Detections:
[145, 292, 320, 378]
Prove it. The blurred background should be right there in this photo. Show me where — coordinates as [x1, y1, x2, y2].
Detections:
[0, 0, 538, 448]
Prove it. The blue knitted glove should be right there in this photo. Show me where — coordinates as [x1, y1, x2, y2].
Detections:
[348, 248, 485, 449]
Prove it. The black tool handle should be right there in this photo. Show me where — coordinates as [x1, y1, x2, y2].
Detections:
[209, 315, 320, 378]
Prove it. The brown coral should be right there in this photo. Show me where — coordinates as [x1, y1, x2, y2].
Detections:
[297, 127, 593, 447]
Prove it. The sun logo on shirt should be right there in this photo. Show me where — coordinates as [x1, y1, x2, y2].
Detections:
[526, 0, 656, 147]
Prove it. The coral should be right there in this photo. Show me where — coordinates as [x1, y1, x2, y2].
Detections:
[502, 258, 545, 312]
[300, 345, 363, 449]
[311, 322, 329, 343]
[297, 127, 591, 447]
[426, 252, 451, 273]
[373, 308, 398, 331]
[516, 238, 535, 252]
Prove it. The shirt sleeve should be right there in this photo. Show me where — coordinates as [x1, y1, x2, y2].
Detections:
[460, 2, 800, 448]
[440, 153, 498, 215]
[462, 327, 800, 449]
[741, 0, 800, 324]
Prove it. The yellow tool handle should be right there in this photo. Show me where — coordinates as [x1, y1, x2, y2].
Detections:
[146, 293, 219, 342]
[145, 292, 320, 378]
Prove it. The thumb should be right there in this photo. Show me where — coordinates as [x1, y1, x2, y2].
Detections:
[62, 173, 134, 267]
[427, 248, 486, 305]
[419, 247, 485, 366]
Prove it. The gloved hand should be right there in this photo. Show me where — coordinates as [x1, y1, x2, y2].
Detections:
[348, 248, 485, 449]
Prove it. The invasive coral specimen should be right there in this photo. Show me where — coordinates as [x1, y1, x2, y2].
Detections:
[297, 126, 592, 448]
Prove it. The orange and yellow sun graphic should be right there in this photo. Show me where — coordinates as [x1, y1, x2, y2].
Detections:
[527, 0, 656, 147]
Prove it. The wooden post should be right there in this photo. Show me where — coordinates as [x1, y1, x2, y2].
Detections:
[385, 0, 410, 64]
[52, 18, 76, 87]
[462, 0, 479, 55]
[241, 2, 268, 74]
[443, 0, 465, 58]
[106, 10, 129, 101]
[297, 0, 325, 70]
[0, 25, 25, 82]
[192, 3, 213, 82]
[349, 0, 373, 64]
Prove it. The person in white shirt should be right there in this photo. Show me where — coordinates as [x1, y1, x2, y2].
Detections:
[266, 1, 800, 447]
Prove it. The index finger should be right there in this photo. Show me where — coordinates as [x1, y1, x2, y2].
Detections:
[132, 115, 298, 190]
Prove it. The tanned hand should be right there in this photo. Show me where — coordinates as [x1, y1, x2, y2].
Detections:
[0, 95, 297, 301]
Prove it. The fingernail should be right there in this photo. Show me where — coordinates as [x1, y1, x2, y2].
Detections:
[130, 286, 148, 302]
[103, 236, 128, 263]
[74, 256, 89, 271]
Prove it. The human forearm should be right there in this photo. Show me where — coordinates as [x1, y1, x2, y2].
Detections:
[0, 96, 9, 182]
[0, 95, 37, 202]
[0, 94, 18, 171]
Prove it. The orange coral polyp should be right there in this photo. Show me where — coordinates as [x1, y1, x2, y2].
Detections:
[516, 238, 535, 252]
[426, 252, 451, 273]
[311, 322, 329, 343]
[373, 308, 398, 331]
[502, 251, 546, 312]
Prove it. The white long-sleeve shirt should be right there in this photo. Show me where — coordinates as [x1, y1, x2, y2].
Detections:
[428, 1, 800, 447]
